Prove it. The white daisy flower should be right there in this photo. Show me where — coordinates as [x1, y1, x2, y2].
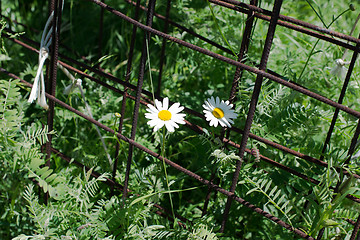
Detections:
[330, 58, 350, 79]
[145, 97, 186, 132]
[203, 96, 237, 128]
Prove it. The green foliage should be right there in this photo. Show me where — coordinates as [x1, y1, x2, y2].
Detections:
[245, 173, 295, 226]
[2, 0, 360, 239]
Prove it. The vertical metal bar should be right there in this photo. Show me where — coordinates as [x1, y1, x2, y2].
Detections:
[316, 228, 325, 240]
[202, 0, 257, 217]
[45, 0, 62, 204]
[228, 0, 257, 104]
[111, 0, 142, 195]
[320, 34, 360, 160]
[98, 0, 105, 59]
[345, 119, 360, 164]
[123, 0, 157, 199]
[220, 0, 283, 232]
[155, 0, 171, 97]
[351, 214, 360, 240]
[201, 171, 216, 216]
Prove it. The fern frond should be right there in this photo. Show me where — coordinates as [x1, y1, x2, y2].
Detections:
[258, 84, 288, 117]
[246, 176, 294, 226]
[25, 124, 55, 146]
[0, 79, 21, 132]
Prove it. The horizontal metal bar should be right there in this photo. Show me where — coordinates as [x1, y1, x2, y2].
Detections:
[87, 0, 360, 119]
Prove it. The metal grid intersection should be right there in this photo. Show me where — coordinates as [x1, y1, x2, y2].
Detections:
[3, 0, 360, 239]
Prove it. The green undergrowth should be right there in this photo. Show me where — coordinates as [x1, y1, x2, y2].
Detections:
[1, 0, 360, 239]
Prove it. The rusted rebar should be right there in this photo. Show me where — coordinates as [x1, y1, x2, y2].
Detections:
[111, 0, 142, 196]
[351, 214, 360, 240]
[2, 69, 313, 239]
[221, 0, 283, 232]
[4, 0, 360, 235]
[155, 0, 171, 97]
[7, 33, 360, 183]
[98, 0, 105, 59]
[44, 0, 62, 204]
[86, 0, 360, 119]
[123, 0, 157, 199]
[320, 33, 360, 160]
[219, 0, 360, 45]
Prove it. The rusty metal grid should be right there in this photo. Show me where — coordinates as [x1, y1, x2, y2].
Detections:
[2, 0, 360, 239]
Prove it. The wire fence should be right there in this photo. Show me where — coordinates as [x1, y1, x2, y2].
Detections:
[2, 0, 360, 239]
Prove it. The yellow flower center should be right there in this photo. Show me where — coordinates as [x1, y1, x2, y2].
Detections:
[212, 108, 224, 119]
[158, 110, 172, 121]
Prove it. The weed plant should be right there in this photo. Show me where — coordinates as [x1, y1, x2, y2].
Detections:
[1, 0, 360, 239]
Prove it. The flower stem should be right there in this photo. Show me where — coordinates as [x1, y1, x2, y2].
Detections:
[146, 38, 155, 103]
[161, 127, 176, 227]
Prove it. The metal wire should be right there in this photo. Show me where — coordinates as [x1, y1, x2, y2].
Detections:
[3, 0, 360, 238]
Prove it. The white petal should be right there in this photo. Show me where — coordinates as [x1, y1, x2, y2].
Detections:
[168, 103, 184, 114]
[172, 115, 185, 124]
[208, 96, 215, 107]
[147, 119, 160, 127]
[205, 101, 214, 111]
[163, 97, 169, 110]
[155, 99, 162, 110]
[165, 121, 175, 132]
[203, 103, 211, 111]
[219, 118, 231, 128]
[215, 96, 220, 105]
[170, 120, 180, 130]
[205, 114, 214, 121]
[203, 110, 212, 116]
[153, 121, 165, 132]
[145, 112, 157, 120]
[147, 104, 159, 114]
[210, 118, 218, 127]
[169, 102, 180, 112]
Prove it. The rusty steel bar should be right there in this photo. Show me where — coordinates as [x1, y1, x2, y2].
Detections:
[221, 0, 283, 232]
[156, 0, 171, 97]
[345, 120, 360, 165]
[112, 0, 142, 196]
[7, 27, 360, 192]
[44, 0, 62, 204]
[7, 33, 360, 183]
[320, 34, 360, 160]
[210, 0, 357, 52]
[8, 31, 360, 182]
[125, 0, 233, 55]
[351, 214, 360, 240]
[127, 0, 357, 55]
[202, 0, 258, 218]
[124, 0, 157, 199]
[228, 0, 257, 104]
[220, 0, 360, 45]
[86, 0, 360, 119]
[6, 68, 360, 234]
[316, 228, 325, 240]
[98, 0, 105, 59]
[201, 171, 217, 217]
[3, 70, 313, 239]
[46, 0, 62, 159]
